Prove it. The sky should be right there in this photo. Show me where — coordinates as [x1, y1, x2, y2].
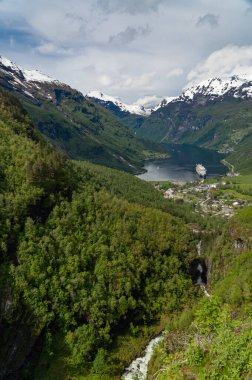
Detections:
[1, 0, 252, 104]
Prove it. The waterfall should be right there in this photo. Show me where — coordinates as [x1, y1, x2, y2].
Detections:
[122, 240, 211, 380]
[201, 285, 210, 297]
[196, 240, 202, 256]
[122, 335, 163, 380]
[196, 263, 210, 297]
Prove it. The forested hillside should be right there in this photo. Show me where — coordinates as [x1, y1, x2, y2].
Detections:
[2, 83, 251, 380]
[0, 88, 197, 379]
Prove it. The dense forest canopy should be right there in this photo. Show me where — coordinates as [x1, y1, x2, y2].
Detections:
[0, 88, 197, 379]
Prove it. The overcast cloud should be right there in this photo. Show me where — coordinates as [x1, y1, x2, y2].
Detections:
[109, 25, 151, 45]
[196, 13, 219, 28]
[0, 0, 252, 102]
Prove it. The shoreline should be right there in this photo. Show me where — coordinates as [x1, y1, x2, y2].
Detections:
[221, 159, 239, 177]
[137, 145, 228, 182]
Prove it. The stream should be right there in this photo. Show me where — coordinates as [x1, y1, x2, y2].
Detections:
[122, 335, 163, 380]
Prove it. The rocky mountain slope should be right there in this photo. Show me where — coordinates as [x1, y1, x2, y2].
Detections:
[86, 90, 152, 131]
[87, 91, 151, 116]
[0, 56, 161, 173]
[86, 91, 175, 130]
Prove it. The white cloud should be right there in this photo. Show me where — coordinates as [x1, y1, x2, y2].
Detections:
[35, 42, 72, 55]
[96, 0, 167, 14]
[98, 74, 113, 86]
[109, 25, 151, 45]
[1, 0, 252, 101]
[187, 45, 252, 87]
[135, 94, 164, 107]
[196, 13, 219, 28]
[112, 72, 156, 90]
[166, 68, 183, 78]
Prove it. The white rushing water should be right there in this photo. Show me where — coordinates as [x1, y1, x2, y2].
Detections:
[122, 335, 163, 380]
[196, 240, 202, 256]
[196, 263, 211, 297]
[195, 241, 210, 297]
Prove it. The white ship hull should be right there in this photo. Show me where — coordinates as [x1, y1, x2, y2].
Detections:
[196, 164, 207, 178]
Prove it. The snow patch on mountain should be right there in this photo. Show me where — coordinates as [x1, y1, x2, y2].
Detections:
[87, 91, 151, 116]
[179, 75, 252, 102]
[23, 69, 55, 83]
[0, 56, 20, 72]
[0, 55, 56, 83]
[152, 96, 177, 111]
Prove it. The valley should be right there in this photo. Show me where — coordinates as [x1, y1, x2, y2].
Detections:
[0, 54, 252, 380]
[87, 76, 252, 181]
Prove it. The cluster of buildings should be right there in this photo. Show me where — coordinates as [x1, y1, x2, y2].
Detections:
[163, 180, 246, 217]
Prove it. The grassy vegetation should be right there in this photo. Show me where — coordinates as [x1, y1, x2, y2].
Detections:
[206, 175, 252, 200]
[223, 175, 252, 191]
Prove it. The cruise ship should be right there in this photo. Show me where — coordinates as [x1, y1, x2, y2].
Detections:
[196, 164, 207, 178]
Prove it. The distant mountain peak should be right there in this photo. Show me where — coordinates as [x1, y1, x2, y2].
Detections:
[0, 54, 158, 174]
[179, 75, 252, 103]
[152, 96, 177, 111]
[0, 54, 72, 103]
[0, 55, 57, 84]
[150, 75, 252, 112]
[87, 90, 151, 116]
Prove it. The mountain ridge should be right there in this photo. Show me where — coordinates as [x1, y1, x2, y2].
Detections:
[87, 74, 252, 115]
[87, 90, 151, 116]
[176, 75, 252, 103]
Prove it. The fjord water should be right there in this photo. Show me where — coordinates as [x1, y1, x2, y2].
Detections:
[137, 144, 226, 182]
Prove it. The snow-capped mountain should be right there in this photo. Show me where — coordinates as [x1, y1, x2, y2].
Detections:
[0, 54, 157, 173]
[176, 75, 252, 104]
[88, 75, 252, 121]
[0, 56, 57, 84]
[152, 96, 177, 111]
[0, 55, 74, 102]
[86, 91, 179, 118]
[137, 73, 252, 152]
[0, 55, 174, 116]
[146, 75, 252, 112]
[87, 91, 151, 116]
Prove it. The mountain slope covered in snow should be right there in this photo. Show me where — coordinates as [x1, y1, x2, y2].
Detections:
[178, 75, 252, 103]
